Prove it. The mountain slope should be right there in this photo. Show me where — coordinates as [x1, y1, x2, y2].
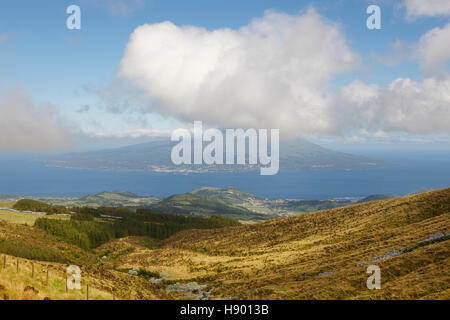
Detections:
[358, 194, 398, 203]
[44, 191, 160, 208]
[46, 137, 387, 172]
[148, 193, 270, 220]
[190, 186, 263, 205]
[119, 187, 450, 299]
[0, 188, 448, 299]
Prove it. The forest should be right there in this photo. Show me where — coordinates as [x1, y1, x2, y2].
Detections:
[34, 206, 240, 250]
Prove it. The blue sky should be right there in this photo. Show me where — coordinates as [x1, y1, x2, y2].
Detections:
[0, 0, 449, 150]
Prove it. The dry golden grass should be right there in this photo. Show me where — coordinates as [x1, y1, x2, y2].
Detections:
[0, 253, 174, 300]
[0, 188, 448, 300]
[0, 200, 69, 226]
[0, 210, 68, 226]
[0, 255, 112, 300]
[0, 201, 14, 209]
[109, 188, 450, 300]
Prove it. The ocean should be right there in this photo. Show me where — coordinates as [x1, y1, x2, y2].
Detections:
[0, 149, 449, 199]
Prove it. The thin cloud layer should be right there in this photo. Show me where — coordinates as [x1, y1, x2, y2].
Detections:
[88, 0, 146, 17]
[0, 90, 70, 151]
[403, 0, 450, 18]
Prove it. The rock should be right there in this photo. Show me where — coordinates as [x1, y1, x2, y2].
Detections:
[356, 248, 406, 266]
[356, 230, 450, 266]
[150, 278, 163, 284]
[165, 282, 213, 299]
[128, 267, 139, 276]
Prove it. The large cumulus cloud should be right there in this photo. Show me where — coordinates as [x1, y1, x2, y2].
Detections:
[118, 9, 450, 138]
[119, 9, 361, 137]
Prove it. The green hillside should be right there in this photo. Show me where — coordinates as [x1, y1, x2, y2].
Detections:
[190, 186, 263, 205]
[0, 188, 448, 300]
[149, 193, 271, 220]
[358, 194, 398, 203]
[13, 199, 70, 214]
[44, 191, 160, 208]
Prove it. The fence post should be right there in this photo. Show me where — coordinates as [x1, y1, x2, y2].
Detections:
[46, 270, 49, 286]
[32, 263, 34, 279]
[86, 284, 89, 300]
[16, 259, 19, 272]
[2, 256, 5, 269]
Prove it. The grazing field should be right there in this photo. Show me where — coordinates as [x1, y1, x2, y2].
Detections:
[0, 201, 14, 209]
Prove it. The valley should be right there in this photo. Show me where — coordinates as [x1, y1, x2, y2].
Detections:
[0, 187, 448, 300]
[1, 187, 398, 221]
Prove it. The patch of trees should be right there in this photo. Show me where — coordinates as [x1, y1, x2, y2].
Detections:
[72, 206, 130, 217]
[34, 218, 114, 250]
[13, 199, 70, 214]
[34, 207, 240, 250]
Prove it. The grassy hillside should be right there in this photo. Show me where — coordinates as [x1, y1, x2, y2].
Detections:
[0, 255, 111, 300]
[149, 193, 271, 220]
[42, 191, 160, 209]
[191, 186, 263, 205]
[0, 201, 14, 209]
[358, 194, 398, 203]
[35, 188, 400, 220]
[0, 253, 172, 300]
[0, 210, 68, 226]
[113, 188, 449, 299]
[13, 199, 70, 214]
[0, 220, 95, 265]
[188, 186, 362, 216]
[0, 188, 448, 300]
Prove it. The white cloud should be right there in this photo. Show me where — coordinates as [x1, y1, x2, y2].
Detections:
[340, 75, 450, 134]
[416, 22, 450, 74]
[119, 9, 361, 137]
[403, 0, 450, 18]
[0, 90, 70, 151]
[118, 9, 450, 139]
